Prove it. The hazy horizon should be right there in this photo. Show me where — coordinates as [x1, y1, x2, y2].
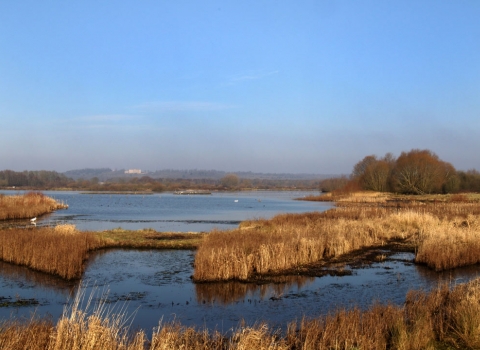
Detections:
[1, 1, 479, 174]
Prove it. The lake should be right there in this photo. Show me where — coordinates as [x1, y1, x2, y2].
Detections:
[1, 190, 480, 335]
[0, 190, 331, 232]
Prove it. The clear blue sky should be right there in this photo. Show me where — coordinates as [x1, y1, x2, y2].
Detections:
[1, 1, 479, 174]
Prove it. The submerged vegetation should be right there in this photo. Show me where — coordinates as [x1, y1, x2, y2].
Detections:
[3, 279, 480, 349]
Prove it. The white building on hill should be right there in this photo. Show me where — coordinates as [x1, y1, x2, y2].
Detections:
[125, 169, 142, 174]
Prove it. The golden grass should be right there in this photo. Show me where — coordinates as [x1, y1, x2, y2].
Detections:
[3, 278, 480, 349]
[194, 194, 480, 282]
[415, 214, 480, 270]
[0, 226, 204, 280]
[304, 191, 480, 205]
[0, 226, 106, 280]
[54, 224, 79, 235]
[300, 190, 390, 203]
[0, 192, 68, 220]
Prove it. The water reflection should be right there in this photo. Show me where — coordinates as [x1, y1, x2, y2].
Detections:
[195, 276, 315, 305]
[2, 249, 480, 332]
[414, 262, 480, 286]
[0, 260, 75, 297]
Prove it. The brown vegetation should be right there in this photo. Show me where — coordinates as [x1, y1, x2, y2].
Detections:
[3, 278, 480, 349]
[347, 149, 464, 194]
[194, 192, 480, 281]
[94, 228, 204, 250]
[316, 154, 480, 195]
[0, 192, 68, 220]
[0, 226, 105, 280]
[0, 226, 204, 280]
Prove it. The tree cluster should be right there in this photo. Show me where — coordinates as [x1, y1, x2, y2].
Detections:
[320, 150, 480, 195]
[351, 149, 460, 195]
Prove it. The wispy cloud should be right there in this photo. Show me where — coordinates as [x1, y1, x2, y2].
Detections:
[134, 101, 238, 113]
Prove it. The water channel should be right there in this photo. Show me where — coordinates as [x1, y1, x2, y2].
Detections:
[1, 190, 480, 333]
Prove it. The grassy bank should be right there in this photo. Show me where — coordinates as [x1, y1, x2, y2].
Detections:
[0, 192, 68, 220]
[93, 228, 205, 250]
[194, 192, 480, 281]
[0, 226, 204, 280]
[2, 278, 480, 349]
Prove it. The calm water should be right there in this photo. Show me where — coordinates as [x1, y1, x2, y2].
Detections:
[0, 190, 331, 232]
[1, 190, 480, 334]
[1, 250, 480, 334]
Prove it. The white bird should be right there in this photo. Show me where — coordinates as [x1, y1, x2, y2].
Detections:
[30, 217, 36, 223]
[234, 200, 239, 203]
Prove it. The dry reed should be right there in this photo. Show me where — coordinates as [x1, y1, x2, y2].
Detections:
[0, 192, 68, 220]
[0, 226, 202, 280]
[3, 278, 480, 349]
[195, 193, 480, 281]
[0, 226, 106, 280]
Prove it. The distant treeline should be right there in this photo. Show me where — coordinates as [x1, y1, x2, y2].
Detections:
[0, 170, 322, 192]
[319, 149, 480, 194]
[0, 170, 71, 188]
[63, 168, 332, 181]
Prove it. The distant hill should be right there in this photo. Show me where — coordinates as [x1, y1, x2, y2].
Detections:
[63, 168, 339, 181]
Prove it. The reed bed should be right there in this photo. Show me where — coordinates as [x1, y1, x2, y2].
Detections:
[194, 195, 480, 281]
[0, 225, 202, 280]
[0, 226, 106, 280]
[194, 211, 417, 281]
[0, 192, 68, 220]
[3, 278, 480, 349]
[415, 214, 480, 270]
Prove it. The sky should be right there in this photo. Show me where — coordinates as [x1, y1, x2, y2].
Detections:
[1, 1, 479, 174]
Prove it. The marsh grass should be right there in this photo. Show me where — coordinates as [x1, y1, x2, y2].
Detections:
[94, 228, 204, 250]
[194, 193, 480, 282]
[0, 226, 204, 280]
[0, 192, 68, 220]
[3, 279, 480, 349]
[0, 226, 106, 280]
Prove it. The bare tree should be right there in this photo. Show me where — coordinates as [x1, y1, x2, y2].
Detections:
[220, 174, 240, 189]
[352, 154, 394, 191]
[392, 149, 452, 194]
